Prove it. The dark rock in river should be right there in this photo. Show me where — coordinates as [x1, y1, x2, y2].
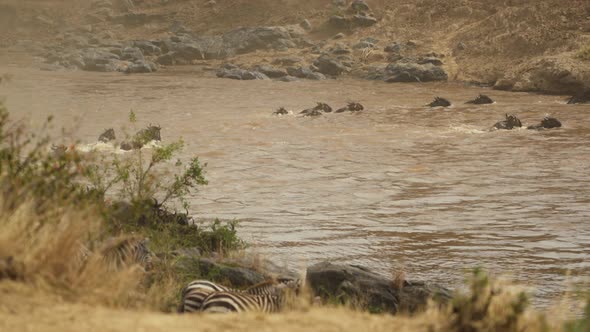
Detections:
[427, 97, 451, 107]
[216, 65, 269, 80]
[314, 55, 347, 76]
[253, 65, 288, 78]
[385, 63, 448, 82]
[466, 94, 494, 105]
[527, 117, 562, 130]
[306, 261, 451, 314]
[493, 114, 522, 130]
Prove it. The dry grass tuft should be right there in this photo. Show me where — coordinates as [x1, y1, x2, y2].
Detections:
[0, 187, 161, 308]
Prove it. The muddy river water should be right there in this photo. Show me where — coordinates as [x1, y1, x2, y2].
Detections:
[2, 63, 589, 308]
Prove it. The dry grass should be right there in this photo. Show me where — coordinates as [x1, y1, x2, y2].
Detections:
[0, 183, 179, 309]
[576, 45, 590, 61]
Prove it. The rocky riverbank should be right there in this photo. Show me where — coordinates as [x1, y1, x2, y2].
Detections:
[3, 0, 589, 94]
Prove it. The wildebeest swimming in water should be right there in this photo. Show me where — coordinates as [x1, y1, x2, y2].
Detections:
[493, 114, 522, 130]
[300, 102, 333, 116]
[98, 128, 116, 143]
[273, 107, 290, 115]
[527, 117, 562, 130]
[119, 125, 162, 151]
[566, 90, 590, 104]
[335, 102, 364, 113]
[466, 94, 494, 105]
[427, 97, 451, 107]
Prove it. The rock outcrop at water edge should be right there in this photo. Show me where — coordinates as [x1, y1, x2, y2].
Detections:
[306, 261, 451, 314]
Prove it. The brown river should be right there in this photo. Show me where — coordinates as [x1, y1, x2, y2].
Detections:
[1, 61, 589, 308]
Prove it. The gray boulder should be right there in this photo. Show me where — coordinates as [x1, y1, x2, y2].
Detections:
[314, 55, 347, 76]
[216, 68, 269, 80]
[81, 48, 123, 72]
[306, 261, 451, 314]
[417, 57, 443, 66]
[272, 56, 303, 66]
[384, 43, 403, 53]
[132, 40, 162, 56]
[352, 14, 378, 27]
[278, 75, 299, 82]
[222, 26, 294, 55]
[253, 65, 288, 78]
[125, 60, 157, 74]
[328, 15, 351, 29]
[384, 63, 448, 82]
[121, 46, 144, 61]
[286, 66, 326, 80]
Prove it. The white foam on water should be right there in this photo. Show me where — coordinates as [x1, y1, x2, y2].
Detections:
[448, 124, 487, 134]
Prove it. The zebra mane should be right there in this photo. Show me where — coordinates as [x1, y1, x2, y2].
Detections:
[246, 279, 275, 290]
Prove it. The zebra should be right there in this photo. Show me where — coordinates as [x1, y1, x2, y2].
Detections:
[200, 279, 300, 313]
[178, 278, 300, 313]
[99, 236, 154, 271]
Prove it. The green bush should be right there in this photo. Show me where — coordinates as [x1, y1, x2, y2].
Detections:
[0, 104, 244, 255]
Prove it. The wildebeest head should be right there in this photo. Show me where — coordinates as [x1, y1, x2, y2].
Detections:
[467, 94, 494, 105]
[98, 128, 116, 143]
[135, 124, 161, 143]
[348, 102, 364, 112]
[314, 102, 333, 113]
[540, 117, 561, 129]
[505, 114, 522, 128]
[428, 97, 451, 107]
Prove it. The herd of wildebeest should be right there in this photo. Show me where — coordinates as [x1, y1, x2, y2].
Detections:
[273, 93, 569, 131]
[82, 91, 590, 152]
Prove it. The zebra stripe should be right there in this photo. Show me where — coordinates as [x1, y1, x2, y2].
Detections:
[200, 291, 283, 313]
[178, 278, 299, 313]
[100, 237, 153, 271]
[178, 280, 232, 313]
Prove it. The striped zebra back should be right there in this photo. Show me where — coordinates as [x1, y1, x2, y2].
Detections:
[178, 280, 233, 313]
[200, 291, 283, 313]
[179, 278, 299, 313]
[100, 237, 153, 271]
[198, 278, 301, 314]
